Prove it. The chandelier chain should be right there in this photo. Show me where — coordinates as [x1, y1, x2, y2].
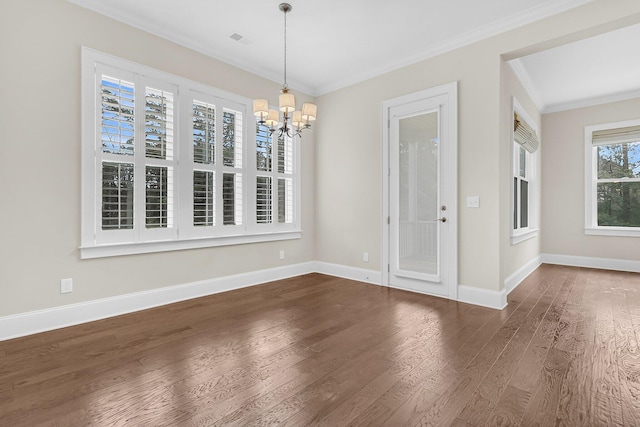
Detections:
[283, 8, 287, 89]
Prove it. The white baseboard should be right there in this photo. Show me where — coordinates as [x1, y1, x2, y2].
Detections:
[0, 262, 316, 341]
[313, 261, 383, 285]
[541, 253, 640, 273]
[452, 254, 542, 310]
[314, 261, 509, 310]
[12, 254, 637, 341]
[504, 255, 542, 294]
[458, 285, 507, 310]
[456, 255, 542, 310]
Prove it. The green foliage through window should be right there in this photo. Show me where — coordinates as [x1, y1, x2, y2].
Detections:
[596, 141, 640, 227]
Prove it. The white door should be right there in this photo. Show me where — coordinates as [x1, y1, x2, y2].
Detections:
[383, 83, 457, 299]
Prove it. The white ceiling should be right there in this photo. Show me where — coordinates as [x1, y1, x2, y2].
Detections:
[68, 0, 639, 110]
[509, 23, 640, 113]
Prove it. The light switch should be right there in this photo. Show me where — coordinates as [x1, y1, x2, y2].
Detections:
[467, 196, 480, 208]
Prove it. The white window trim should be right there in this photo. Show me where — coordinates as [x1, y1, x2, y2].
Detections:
[81, 47, 301, 259]
[80, 231, 303, 259]
[511, 97, 539, 245]
[584, 118, 640, 237]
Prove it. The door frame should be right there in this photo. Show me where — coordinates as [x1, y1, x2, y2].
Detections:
[382, 82, 458, 300]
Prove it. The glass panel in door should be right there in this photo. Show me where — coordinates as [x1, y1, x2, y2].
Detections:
[398, 111, 439, 276]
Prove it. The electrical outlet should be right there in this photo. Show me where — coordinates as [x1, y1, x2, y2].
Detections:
[279, 250, 285, 260]
[363, 252, 369, 262]
[60, 278, 73, 294]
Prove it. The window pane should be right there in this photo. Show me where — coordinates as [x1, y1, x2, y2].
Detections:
[597, 182, 640, 227]
[145, 87, 174, 160]
[193, 171, 214, 226]
[101, 76, 135, 156]
[256, 123, 272, 172]
[102, 163, 134, 229]
[597, 142, 640, 179]
[278, 134, 293, 174]
[193, 101, 215, 165]
[278, 178, 286, 224]
[223, 111, 236, 167]
[513, 177, 518, 230]
[146, 166, 171, 228]
[256, 176, 272, 224]
[519, 146, 526, 178]
[277, 135, 285, 173]
[520, 179, 528, 228]
[223, 173, 235, 225]
[278, 178, 293, 224]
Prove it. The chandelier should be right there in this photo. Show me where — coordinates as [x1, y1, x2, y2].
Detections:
[253, 3, 317, 138]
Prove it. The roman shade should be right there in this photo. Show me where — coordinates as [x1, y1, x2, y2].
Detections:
[592, 125, 640, 146]
[514, 112, 539, 153]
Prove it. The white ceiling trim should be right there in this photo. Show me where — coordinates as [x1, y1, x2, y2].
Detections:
[542, 89, 640, 114]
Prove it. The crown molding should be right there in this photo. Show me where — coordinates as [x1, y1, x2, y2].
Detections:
[542, 89, 640, 114]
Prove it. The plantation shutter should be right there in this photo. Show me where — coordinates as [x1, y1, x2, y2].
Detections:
[193, 171, 214, 226]
[101, 76, 135, 156]
[222, 108, 243, 226]
[145, 87, 174, 160]
[144, 85, 175, 229]
[100, 74, 136, 231]
[256, 176, 272, 224]
[192, 101, 215, 164]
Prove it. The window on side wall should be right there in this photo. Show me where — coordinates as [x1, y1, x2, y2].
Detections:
[511, 98, 539, 244]
[81, 48, 301, 259]
[585, 119, 640, 237]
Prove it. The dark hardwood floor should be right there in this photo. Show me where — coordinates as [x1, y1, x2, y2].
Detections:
[1, 264, 640, 426]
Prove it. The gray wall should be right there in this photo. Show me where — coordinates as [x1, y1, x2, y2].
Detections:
[0, 0, 316, 317]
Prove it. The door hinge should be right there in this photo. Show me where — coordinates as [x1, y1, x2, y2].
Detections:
[387, 264, 390, 272]
[387, 216, 390, 225]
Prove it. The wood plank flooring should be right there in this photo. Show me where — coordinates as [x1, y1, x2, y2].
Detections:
[1, 264, 640, 426]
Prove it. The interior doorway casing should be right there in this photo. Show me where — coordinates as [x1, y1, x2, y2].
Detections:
[382, 82, 458, 300]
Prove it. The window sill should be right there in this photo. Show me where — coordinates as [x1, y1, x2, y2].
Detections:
[511, 228, 538, 245]
[80, 230, 302, 259]
[585, 227, 640, 237]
